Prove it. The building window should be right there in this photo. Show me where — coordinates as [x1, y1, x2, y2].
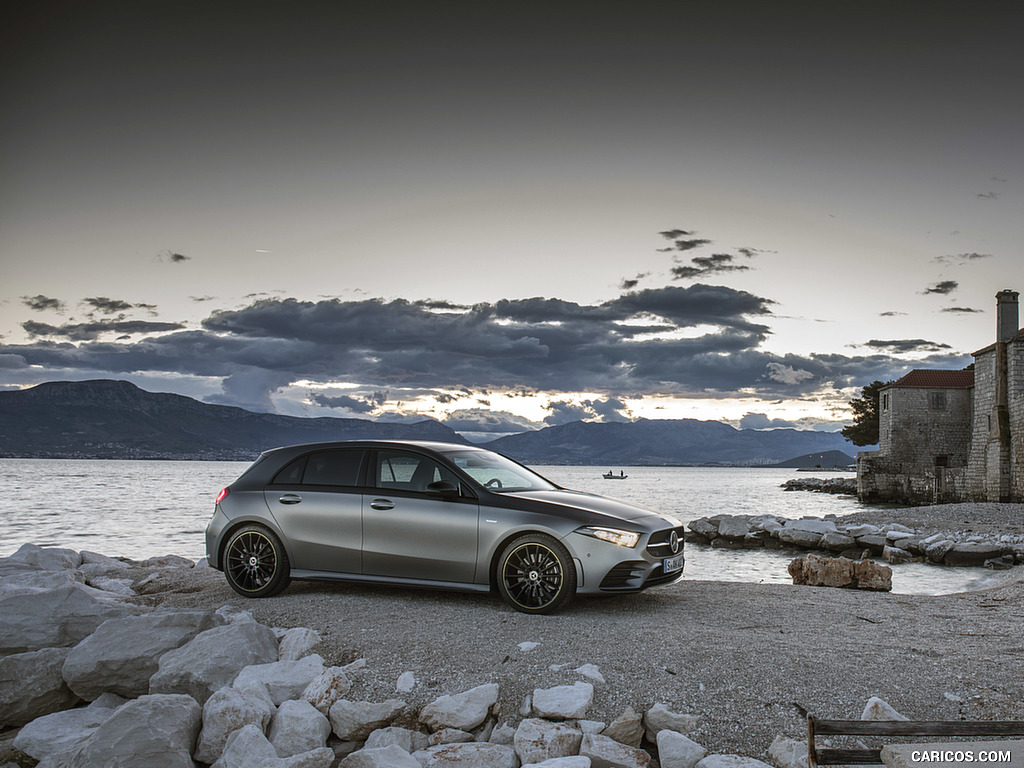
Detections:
[881, 393, 889, 411]
[929, 391, 947, 411]
[934, 455, 949, 468]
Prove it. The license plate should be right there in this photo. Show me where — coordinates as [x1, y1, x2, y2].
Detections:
[663, 554, 684, 572]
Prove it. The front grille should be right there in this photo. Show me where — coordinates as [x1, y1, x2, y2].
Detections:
[647, 525, 686, 558]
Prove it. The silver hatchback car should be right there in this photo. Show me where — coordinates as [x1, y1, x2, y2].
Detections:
[206, 440, 684, 613]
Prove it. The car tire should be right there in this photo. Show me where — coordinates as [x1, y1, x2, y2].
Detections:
[223, 524, 291, 598]
[496, 533, 576, 614]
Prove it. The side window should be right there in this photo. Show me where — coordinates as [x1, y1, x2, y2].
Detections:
[376, 450, 461, 494]
[272, 456, 307, 485]
[302, 450, 364, 487]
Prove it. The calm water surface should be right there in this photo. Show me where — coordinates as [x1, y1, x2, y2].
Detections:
[0, 459, 1005, 595]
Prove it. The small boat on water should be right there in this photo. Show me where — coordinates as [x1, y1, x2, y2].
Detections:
[602, 470, 628, 480]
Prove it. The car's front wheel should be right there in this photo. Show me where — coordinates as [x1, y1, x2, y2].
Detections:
[496, 533, 576, 614]
[223, 524, 291, 598]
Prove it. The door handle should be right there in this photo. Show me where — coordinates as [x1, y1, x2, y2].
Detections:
[370, 498, 395, 510]
[278, 494, 302, 505]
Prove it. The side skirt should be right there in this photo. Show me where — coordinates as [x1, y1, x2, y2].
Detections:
[289, 569, 492, 593]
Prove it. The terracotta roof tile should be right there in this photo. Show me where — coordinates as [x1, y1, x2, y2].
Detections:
[891, 369, 974, 388]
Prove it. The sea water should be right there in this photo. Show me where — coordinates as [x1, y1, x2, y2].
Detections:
[0, 459, 1004, 595]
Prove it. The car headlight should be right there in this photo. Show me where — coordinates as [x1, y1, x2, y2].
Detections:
[577, 526, 641, 548]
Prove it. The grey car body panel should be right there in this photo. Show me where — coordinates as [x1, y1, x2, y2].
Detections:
[206, 439, 683, 598]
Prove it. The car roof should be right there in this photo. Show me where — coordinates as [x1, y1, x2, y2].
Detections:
[261, 439, 484, 456]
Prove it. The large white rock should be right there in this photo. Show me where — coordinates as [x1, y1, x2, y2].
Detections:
[602, 706, 643, 747]
[60, 693, 201, 768]
[532, 682, 594, 720]
[269, 699, 331, 757]
[695, 756, 774, 768]
[419, 683, 499, 732]
[329, 699, 406, 741]
[233, 654, 326, 706]
[580, 733, 651, 768]
[522, 759, 593, 768]
[13, 696, 123, 762]
[193, 682, 277, 764]
[0, 583, 132, 655]
[149, 620, 279, 704]
[212, 723, 334, 768]
[767, 736, 808, 768]
[515, 718, 583, 764]
[278, 627, 322, 661]
[62, 608, 224, 700]
[414, 742, 518, 767]
[0, 646, 79, 726]
[7, 543, 82, 570]
[643, 703, 699, 741]
[302, 666, 351, 716]
[364, 726, 428, 753]
[339, 744, 421, 768]
[861, 696, 909, 721]
[658, 730, 708, 768]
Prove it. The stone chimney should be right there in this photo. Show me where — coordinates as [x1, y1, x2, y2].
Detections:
[996, 290, 1019, 343]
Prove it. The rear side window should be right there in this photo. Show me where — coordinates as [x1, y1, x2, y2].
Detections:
[271, 450, 364, 487]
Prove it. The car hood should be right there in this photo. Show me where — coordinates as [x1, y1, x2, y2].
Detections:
[501, 489, 673, 528]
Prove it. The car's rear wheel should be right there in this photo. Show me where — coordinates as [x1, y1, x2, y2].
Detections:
[223, 524, 291, 598]
[496, 533, 576, 614]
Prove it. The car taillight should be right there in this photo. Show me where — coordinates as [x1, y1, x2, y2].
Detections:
[215, 488, 229, 505]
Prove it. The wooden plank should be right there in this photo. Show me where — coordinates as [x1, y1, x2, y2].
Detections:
[811, 720, 1024, 738]
[815, 748, 884, 765]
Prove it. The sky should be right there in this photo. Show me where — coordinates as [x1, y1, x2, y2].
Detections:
[1, 1, 1021, 440]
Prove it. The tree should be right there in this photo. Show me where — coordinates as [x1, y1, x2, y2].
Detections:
[841, 380, 890, 446]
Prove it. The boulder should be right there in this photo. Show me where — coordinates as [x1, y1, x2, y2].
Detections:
[278, 627, 322, 661]
[853, 559, 893, 591]
[414, 742, 518, 767]
[149, 620, 279, 704]
[13, 695, 124, 762]
[329, 699, 406, 741]
[532, 682, 594, 720]
[602, 706, 644, 747]
[396, 671, 416, 693]
[269, 699, 331, 757]
[658, 730, 708, 768]
[842, 524, 880, 539]
[6, 543, 82, 571]
[687, 518, 719, 540]
[695, 757, 774, 768]
[856, 535, 888, 553]
[882, 546, 915, 565]
[924, 540, 955, 563]
[339, 744, 421, 768]
[643, 703, 699, 741]
[211, 722, 334, 768]
[429, 727, 475, 745]
[303, 665, 351, 716]
[788, 555, 891, 591]
[0, 647, 79, 727]
[514, 718, 584, 764]
[580, 733, 651, 768]
[61, 693, 201, 768]
[62, 609, 224, 700]
[193, 682, 277, 764]
[0, 583, 132, 655]
[767, 736, 808, 768]
[777, 524, 824, 549]
[419, 683, 499, 732]
[364, 726, 429, 753]
[861, 696, 908, 721]
[522, 759, 593, 768]
[819, 532, 856, 552]
[233, 654, 326, 706]
[717, 517, 752, 539]
[944, 542, 1006, 567]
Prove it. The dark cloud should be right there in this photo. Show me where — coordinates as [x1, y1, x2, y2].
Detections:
[21, 319, 186, 341]
[976, 192, 999, 200]
[158, 250, 191, 263]
[310, 393, 376, 413]
[544, 397, 633, 426]
[190, 296, 218, 303]
[82, 297, 157, 316]
[672, 253, 752, 281]
[669, 238, 712, 252]
[879, 311, 908, 317]
[932, 252, 992, 266]
[22, 295, 66, 312]
[863, 339, 954, 354]
[923, 280, 958, 296]
[658, 229, 694, 239]
[941, 306, 983, 314]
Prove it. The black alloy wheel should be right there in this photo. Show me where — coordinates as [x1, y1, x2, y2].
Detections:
[497, 533, 576, 614]
[223, 524, 291, 598]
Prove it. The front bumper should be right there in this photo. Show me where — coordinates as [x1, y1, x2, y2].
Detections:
[569, 524, 685, 595]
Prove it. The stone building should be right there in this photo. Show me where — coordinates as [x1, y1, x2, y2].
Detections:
[858, 289, 1022, 504]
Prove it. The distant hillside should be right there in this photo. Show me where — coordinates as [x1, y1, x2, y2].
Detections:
[484, 419, 855, 466]
[770, 450, 856, 469]
[0, 380, 465, 460]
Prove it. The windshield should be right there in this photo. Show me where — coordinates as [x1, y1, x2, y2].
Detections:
[442, 450, 557, 493]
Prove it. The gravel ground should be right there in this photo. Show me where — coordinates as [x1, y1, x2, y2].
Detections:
[142, 502, 1024, 761]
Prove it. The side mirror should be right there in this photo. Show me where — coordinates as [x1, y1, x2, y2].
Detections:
[426, 480, 460, 498]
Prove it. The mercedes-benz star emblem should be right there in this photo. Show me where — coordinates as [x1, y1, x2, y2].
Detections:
[669, 530, 680, 554]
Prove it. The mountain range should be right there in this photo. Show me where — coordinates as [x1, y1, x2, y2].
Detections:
[0, 380, 860, 465]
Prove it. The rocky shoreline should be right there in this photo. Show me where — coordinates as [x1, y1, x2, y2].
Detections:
[686, 500, 1024, 570]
